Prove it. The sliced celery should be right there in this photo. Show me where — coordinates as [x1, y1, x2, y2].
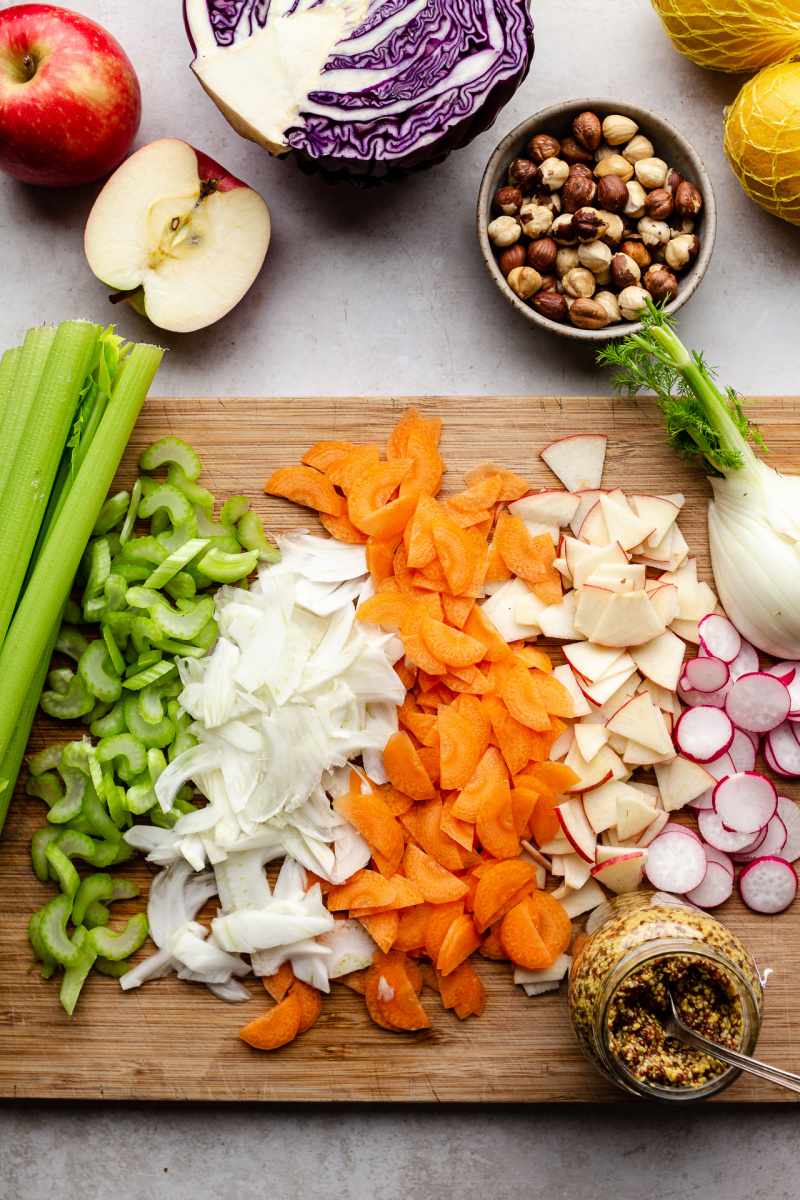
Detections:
[60, 926, 97, 1015]
[122, 661, 177, 691]
[118, 478, 142, 546]
[237, 510, 280, 562]
[88, 912, 148, 961]
[55, 628, 89, 662]
[45, 841, 80, 897]
[102, 625, 126, 677]
[143, 537, 210, 589]
[139, 436, 202, 480]
[92, 491, 129, 536]
[77, 639, 122, 703]
[72, 873, 114, 925]
[197, 545, 259, 583]
[221, 494, 250, 525]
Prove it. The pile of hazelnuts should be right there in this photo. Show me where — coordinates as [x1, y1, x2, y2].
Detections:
[486, 109, 703, 330]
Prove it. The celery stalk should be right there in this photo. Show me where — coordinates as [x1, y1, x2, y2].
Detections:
[0, 342, 163, 767]
[0, 325, 56, 499]
[0, 346, 20, 426]
[0, 321, 100, 650]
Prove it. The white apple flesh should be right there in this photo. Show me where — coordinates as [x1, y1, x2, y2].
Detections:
[84, 138, 271, 334]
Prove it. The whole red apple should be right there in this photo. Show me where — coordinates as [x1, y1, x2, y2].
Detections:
[0, 4, 141, 187]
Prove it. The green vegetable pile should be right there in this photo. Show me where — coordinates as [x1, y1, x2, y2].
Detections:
[25, 433, 278, 1012]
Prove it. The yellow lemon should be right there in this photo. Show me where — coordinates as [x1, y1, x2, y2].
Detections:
[651, 0, 800, 72]
[724, 60, 800, 225]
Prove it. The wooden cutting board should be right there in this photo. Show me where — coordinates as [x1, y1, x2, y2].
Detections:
[2, 394, 800, 1104]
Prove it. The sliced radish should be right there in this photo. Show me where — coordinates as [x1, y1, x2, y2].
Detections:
[702, 844, 734, 877]
[728, 638, 759, 682]
[776, 797, 800, 863]
[767, 662, 800, 715]
[725, 672, 791, 733]
[733, 815, 786, 863]
[712, 771, 777, 835]
[728, 727, 758, 774]
[660, 821, 702, 842]
[765, 721, 800, 778]
[697, 808, 760, 853]
[677, 683, 728, 709]
[674, 706, 734, 764]
[685, 860, 734, 908]
[764, 739, 796, 780]
[698, 614, 742, 664]
[688, 788, 715, 810]
[705, 752, 737, 781]
[738, 856, 798, 914]
[682, 656, 730, 693]
[644, 830, 707, 893]
[730, 826, 768, 858]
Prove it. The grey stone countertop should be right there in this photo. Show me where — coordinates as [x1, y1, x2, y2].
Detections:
[1, 0, 799, 1196]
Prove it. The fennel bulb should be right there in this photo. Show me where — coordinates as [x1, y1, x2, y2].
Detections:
[600, 302, 800, 658]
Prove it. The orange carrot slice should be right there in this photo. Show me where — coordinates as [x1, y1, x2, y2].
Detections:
[416, 744, 441, 784]
[289, 978, 324, 1033]
[511, 644, 553, 672]
[420, 617, 485, 669]
[301, 440, 355, 471]
[501, 666, 553, 732]
[463, 604, 511, 663]
[333, 791, 405, 864]
[393, 901, 433, 952]
[527, 790, 562, 847]
[326, 444, 381, 493]
[522, 762, 581, 794]
[476, 780, 520, 859]
[450, 747, 508, 822]
[318, 510, 369, 543]
[262, 961, 295, 1002]
[403, 844, 468, 903]
[494, 514, 547, 584]
[438, 705, 482, 792]
[424, 899, 466, 963]
[265, 465, 342, 517]
[447, 474, 504, 512]
[473, 859, 538, 929]
[437, 913, 482, 976]
[437, 959, 485, 1016]
[478, 925, 508, 960]
[527, 673, 574, 719]
[431, 518, 477, 595]
[500, 896, 553, 969]
[440, 592, 475, 628]
[404, 494, 442, 568]
[400, 426, 444, 498]
[511, 786, 540, 837]
[348, 459, 414, 533]
[531, 890, 573, 960]
[386, 407, 425, 459]
[450, 693, 492, 758]
[358, 911, 400, 953]
[371, 954, 431, 1031]
[383, 730, 437, 801]
[326, 869, 397, 911]
[350, 874, 424, 916]
[463, 461, 530, 501]
[366, 532, 403, 585]
[440, 793, 476, 851]
[356, 591, 416, 630]
[415, 797, 466, 871]
[239, 992, 303, 1050]
[338, 968, 369, 994]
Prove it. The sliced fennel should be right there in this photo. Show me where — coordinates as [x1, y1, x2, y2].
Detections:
[600, 302, 800, 658]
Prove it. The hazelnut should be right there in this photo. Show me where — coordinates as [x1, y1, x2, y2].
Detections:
[594, 290, 622, 323]
[569, 163, 594, 179]
[560, 137, 594, 166]
[602, 114, 639, 146]
[595, 173, 628, 213]
[570, 297, 610, 329]
[634, 157, 668, 189]
[561, 174, 597, 212]
[637, 216, 671, 247]
[644, 264, 679, 304]
[622, 134, 654, 164]
[562, 267, 596, 299]
[507, 157, 538, 193]
[518, 203, 553, 238]
[507, 266, 542, 300]
[645, 187, 674, 221]
[572, 207, 608, 242]
[532, 291, 569, 322]
[610, 252, 641, 289]
[665, 233, 700, 271]
[664, 167, 684, 196]
[578, 240, 612, 274]
[536, 157, 570, 191]
[572, 111, 602, 152]
[620, 214, 639, 237]
[527, 236, 557, 273]
[598, 211, 625, 246]
[498, 243, 527, 275]
[594, 154, 634, 183]
[650, 243, 668, 264]
[532, 189, 561, 215]
[675, 180, 703, 216]
[550, 213, 578, 245]
[623, 180, 647, 218]
[594, 142, 616, 162]
[620, 239, 652, 270]
[592, 264, 612, 287]
[538, 273, 558, 292]
[492, 185, 523, 216]
[669, 215, 695, 238]
[555, 246, 580, 277]
[487, 215, 520, 247]
[526, 133, 561, 164]
[618, 285, 650, 321]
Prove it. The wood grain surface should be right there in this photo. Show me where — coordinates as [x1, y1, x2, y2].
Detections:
[2, 394, 800, 1104]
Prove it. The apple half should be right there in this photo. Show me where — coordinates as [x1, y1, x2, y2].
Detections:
[84, 139, 270, 333]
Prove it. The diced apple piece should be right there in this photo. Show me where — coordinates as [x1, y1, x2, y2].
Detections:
[606, 731, 628, 755]
[552, 664, 593, 718]
[564, 743, 626, 792]
[590, 562, 646, 589]
[667, 526, 690, 571]
[653, 755, 716, 812]
[615, 793, 660, 840]
[632, 782, 659, 800]
[636, 809, 670, 845]
[513, 953, 572, 986]
[606, 691, 673, 756]
[558, 877, 606, 918]
[563, 538, 629, 590]
[578, 502, 611, 547]
[599, 493, 655, 552]
[556, 798, 597, 862]
[629, 629, 685, 692]
[553, 555, 573, 584]
[569, 490, 604, 536]
[637, 677, 677, 713]
[540, 434, 607, 493]
[622, 738, 675, 766]
[574, 584, 614, 638]
[628, 494, 681, 548]
[677, 579, 717, 622]
[574, 721, 610, 762]
[590, 590, 665, 649]
[598, 671, 641, 717]
[538, 591, 584, 641]
[646, 583, 680, 627]
[538, 834, 574, 856]
[481, 577, 541, 642]
[585, 575, 635, 596]
[562, 641, 627, 683]
[580, 664, 637, 706]
[583, 779, 644, 834]
[591, 849, 648, 894]
[508, 490, 581, 529]
[549, 725, 575, 760]
[670, 618, 701, 644]
[515, 591, 549, 626]
[563, 852, 593, 889]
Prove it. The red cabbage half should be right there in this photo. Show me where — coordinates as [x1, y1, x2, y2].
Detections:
[184, 0, 534, 185]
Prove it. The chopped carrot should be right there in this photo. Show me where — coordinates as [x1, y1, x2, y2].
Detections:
[494, 514, 546, 584]
[501, 666, 553, 732]
[531, 890, 573, 960]
[440, 592, 475, 627]
[326, 869, 397, 911]
[511, 786, 540, 838]
[440, 793, 476, 851]
[404, 494, 442, 568]
[289, 978, 324, 1033]
[356, 591, 416, 629]
[262, 961, 295, 1002]
[318, 509, 369, 543]
[527, 790, 563, 847]
[437, 959, 485, 1017]
[463, 603, 511, 662]
[478, 926, 508, 960]
[367, 953, 431, 1031]
[239, 992, 303, 1051]
[424, 900, 466, 964]
[500, 897, 553, 969]
[326, 444, 381, 493]
[421, 617, 485, 669]
[348, 459, 415, 534]
[400, 426, 444, 497]
[393, 901, 433, 952]
[386, 407, 425, 459]
[415, 797, 466, 870]
[383, 731, 437, 801]
[358, 911, 400, 953]
[366, 532, 404, 585]
[333, 791, 405, 865]
[476, 780, 520, 859]
[403, 844, 468, 903]
[526, 673, 574, 720]
[301, 440, 355, 471]
[447, 474, 504, 512]
[450, 693, 491, 758]
[437, 913, 481, 976]
[511, 644, 553, 672]
[431, 518, 478, 595]
[519, 762, 581, 794]
[463, 461, 530, 501]
[473, 859, 538, 929]
[450, 747, 508, 822]
[350, 874, 423, 916]
[265, 465, 342, 517]
[437, 705, 482, 792]
[338, 968, 369, 994]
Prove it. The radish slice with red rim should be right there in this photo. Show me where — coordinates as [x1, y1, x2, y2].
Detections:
[689, 788, 715, 810]
[765, 721, 800, 778]
[697, 808, 762, 853]
[764, 739, 797, 779]
[729, 826, 768, 859]
[674, 706, 734, 763]
[768, 661, 800, 716]
[677, 683, 728, 709]
[644, 830, 707, 893]
[705, 752, 737, 781]
[712, 771, 777, 834]
[728, 638, 759, 682]
[724, 672, 791, 733]
[776, 797, 800, 863]
[660, 821, 702, 842]
[682, 656, 730, 693]
[728, 727, 758, 773]
[698, 614, 742, 664]
[733, 814, 787, 862]
[702, 844, 734, 877]
[738, 856, 798, 914]
[685, 860, 734, 908]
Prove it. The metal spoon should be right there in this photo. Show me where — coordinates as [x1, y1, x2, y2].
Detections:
[665, 993, 800, 1096]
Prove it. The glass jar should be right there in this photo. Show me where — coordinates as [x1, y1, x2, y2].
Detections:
[569, 890, 763, 1101]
